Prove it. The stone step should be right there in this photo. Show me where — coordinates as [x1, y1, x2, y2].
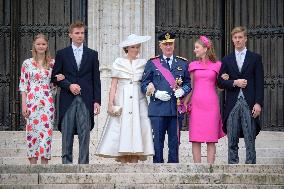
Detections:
[2, 137, 284, 149]
[0, 131, 63, 140]
[1, 131, 284, 140]
[0, 139, 99, 149]
[1, 147, 283, 158]
[0, 135, 284, 153]
[1, 164, 283, 188]
[1, 156, 284, 165]
[0, 184, 283, 189]
[0, 172, 283, 185]
[1, 164, 283, 174]
[1, 131, 283, 165]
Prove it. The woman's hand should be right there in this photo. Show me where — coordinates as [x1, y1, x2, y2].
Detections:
[22, 104, 30, 118]
[221, 73, 229, 80]
[55, 74, 65, 81]
[183, 94, 190, 112]
[183, 99, 188, 108]
[107, 103, 114, 116]
[146, 82, 155, 96]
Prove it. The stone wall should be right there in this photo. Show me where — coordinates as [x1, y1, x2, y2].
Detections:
[88, 0, 155, 139]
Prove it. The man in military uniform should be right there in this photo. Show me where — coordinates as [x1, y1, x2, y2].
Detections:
[141, 32, 191, 163]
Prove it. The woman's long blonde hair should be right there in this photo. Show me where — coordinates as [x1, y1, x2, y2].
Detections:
[32, 33, 52, 69]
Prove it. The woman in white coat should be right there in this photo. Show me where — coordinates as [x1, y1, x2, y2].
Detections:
[96, 34, 154, 163]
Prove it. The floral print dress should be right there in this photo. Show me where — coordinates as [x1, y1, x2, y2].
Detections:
[19, 58, 55, 159]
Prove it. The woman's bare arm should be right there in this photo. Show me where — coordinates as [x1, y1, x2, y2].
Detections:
[107, 78, 118, 114]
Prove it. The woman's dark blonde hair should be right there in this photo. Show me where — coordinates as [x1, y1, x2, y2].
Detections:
[122, 44, 141, 54]
[32, 33, 51, 69]
[123, 47, 128, 53]
[196, 37, 217, 62]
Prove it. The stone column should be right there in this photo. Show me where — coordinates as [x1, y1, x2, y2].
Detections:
[88, 0, 155, 140]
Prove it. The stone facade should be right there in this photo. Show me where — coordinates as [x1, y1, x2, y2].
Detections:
[88, 0, 155, 138]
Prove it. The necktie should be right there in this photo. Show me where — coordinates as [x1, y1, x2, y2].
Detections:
[236, 52, 245, 98]
[74, 48, 82, 69]
[236, 52, 243, 72]
[166, 58, 171, 69]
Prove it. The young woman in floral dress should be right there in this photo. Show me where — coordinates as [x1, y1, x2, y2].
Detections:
[19, 34, 64, 164]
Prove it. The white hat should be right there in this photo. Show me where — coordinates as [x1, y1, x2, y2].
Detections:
[119, 34, 151, 48]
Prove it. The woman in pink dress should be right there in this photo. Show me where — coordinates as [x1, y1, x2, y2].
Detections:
[184, 36, 225, 164]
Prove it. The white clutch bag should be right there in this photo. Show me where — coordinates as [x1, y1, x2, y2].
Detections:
[111, 105, 122, 116]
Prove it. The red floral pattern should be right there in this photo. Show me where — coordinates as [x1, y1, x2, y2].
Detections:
[19, 58, 55, 159]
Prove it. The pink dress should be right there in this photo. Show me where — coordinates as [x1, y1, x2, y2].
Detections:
[188, 60, 225, 142]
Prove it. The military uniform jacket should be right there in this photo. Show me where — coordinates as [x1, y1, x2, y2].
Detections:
[141, 55, 191, 116]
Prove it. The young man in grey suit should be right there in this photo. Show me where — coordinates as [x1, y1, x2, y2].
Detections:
[51, 21, 101, 164]
[218, 26, 264, 164]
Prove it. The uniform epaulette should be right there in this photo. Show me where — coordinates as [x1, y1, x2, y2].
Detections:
[150, 55, 159, 60]
[176, 56, 188, 61]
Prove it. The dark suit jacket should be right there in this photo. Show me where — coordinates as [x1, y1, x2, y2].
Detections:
[141, 55, 191, 116]
[51, 45, 101, 131]
[217, 50, 264, 136]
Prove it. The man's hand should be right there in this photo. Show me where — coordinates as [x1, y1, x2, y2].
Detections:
[155, 90, 171, 101]
[252, 103, 261, 118]
[69, 84, 81, 95]
[174, 88, 185, 98]
[233, 79, 247, 88]
[146, 82, 155, 96]
[94, 103, 100, 115]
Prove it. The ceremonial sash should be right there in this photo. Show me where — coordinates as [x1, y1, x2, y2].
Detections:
[152, 58, 176, 90]
[152, 58, 188, 114]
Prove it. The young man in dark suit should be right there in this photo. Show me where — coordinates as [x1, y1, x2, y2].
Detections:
[51, 21, 101, 164]
[218, 26, 264, 164]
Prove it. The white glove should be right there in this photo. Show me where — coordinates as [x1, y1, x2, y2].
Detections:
[174, 88, 185, 98]
[155, 90, 171, 101]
